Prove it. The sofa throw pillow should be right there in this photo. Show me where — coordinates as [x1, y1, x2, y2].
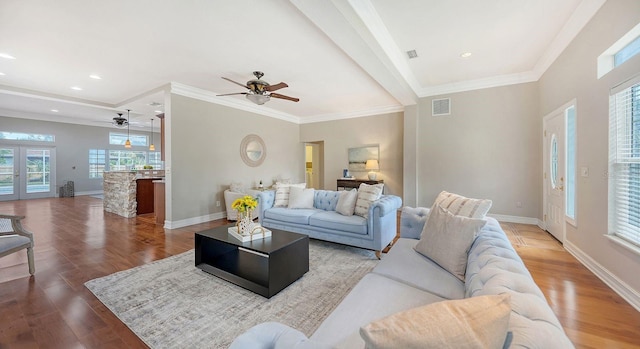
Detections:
[360, 293, 511, 349]
[336, 189, 358, 216]
[414, 204, 486, 281]
[274, 183, 306, 207]
[354, 183, 384, 218]
[433, 190, 492, 219]
[288, 187, 315, 209]
[229, 182, 245, 193]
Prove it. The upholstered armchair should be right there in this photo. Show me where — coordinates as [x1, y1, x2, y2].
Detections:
[224, 182, 262, 221]
[0, 214, 35, 275]
[224, 189, 246, 221]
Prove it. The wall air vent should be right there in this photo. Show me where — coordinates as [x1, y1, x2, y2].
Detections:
[432, 98, 451, 116]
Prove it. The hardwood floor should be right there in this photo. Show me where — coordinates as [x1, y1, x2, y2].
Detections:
[1, 197, 639, 348]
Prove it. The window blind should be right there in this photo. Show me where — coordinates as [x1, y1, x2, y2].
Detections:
[609, 77, 640, 246]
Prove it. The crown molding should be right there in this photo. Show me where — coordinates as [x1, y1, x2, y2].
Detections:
[299, 104, 404, 124]
[0, 108, 116, 129]
[0, 84, 114, 109]
[532, 0, 606, 78]
[169, 82, 301, 124]
[417, 71, 539, 98]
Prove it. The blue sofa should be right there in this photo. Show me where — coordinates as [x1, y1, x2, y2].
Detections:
[256, 189, 402, 257]
[231, 206, 574, 348]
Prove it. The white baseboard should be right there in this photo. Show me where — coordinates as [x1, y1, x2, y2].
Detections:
[488, 214, 539, 225]
[164, 212, 226, 229]
[564, 239, 640, 312]
[75, 190, 103, 196]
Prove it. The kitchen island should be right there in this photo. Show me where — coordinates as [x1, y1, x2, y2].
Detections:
[103, 170, 165, 218]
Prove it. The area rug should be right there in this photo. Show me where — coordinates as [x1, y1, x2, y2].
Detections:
[85, 240, 378, 349]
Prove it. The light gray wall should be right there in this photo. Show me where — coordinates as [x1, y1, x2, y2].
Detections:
[403, 105, 419, 207]
[168, 94, 304, 222]
[538, 0, 640, 294]
[0, 115, 161, 194]
[299, 112, 404, 196]
[415, 83, 540, 218]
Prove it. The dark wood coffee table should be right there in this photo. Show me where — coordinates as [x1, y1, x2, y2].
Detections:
[195, 224, 309, 298]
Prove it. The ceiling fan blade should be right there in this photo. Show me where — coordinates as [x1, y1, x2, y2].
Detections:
[222, 77, 250, 89]
[216, 92, 248, 96]
[265, 82, 288, 92]
[270, 92, 299, 102]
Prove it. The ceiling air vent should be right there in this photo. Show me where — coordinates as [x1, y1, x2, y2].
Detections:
[406, 50, 418, 59]
[432, 98, 451, 116]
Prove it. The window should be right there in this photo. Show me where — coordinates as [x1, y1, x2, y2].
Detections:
[550, 134, 558, 188]
[89, 149, 106, 178]
[109, 132, 148, 147]
[598, 23, 640, 78]
[614, 35, 640, 68]
[609, 77, 640, 248]
[109, 150, 147, 170]
[0, 131, 55, 142]
[147, 152, 163, 169]
[25, 149, 50, 193]
[566, 105, 577, 223]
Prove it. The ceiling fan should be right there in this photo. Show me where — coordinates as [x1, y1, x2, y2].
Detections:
[112, 113, 128, 128]
[217, 71, 299, 105]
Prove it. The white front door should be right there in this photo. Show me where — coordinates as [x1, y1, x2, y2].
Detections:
[0, 146, 56, 201]
[543, 112, 565, 242]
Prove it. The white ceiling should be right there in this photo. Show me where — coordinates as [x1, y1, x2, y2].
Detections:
[0, 0, 604, 129]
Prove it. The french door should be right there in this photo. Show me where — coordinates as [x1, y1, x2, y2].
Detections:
[0, 146, 56, 201]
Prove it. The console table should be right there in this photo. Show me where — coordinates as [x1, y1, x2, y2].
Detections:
[336, 179, 384, 191]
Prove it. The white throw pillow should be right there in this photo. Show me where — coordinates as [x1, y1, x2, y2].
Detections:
[433, 190, 492, 219]
[360, 294, 511, 349]
[274, 183, 306, 207]
[354, 183, 384, 218]
[229, 182, 245, 193]
[414, 204, 486, 281]
[288, 187, 315, 209]
[336, 189, 358, 216]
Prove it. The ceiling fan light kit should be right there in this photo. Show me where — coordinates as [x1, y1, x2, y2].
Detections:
[218, 71, 299, 105]
[246, 93, 270, 105]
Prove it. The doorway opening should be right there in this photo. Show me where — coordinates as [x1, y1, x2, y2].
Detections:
[304, 142, 324, 189]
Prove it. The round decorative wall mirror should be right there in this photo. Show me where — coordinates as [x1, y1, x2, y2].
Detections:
[240, 134, 266, 167]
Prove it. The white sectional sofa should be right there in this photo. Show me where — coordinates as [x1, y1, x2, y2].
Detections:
[230, 206, 574, 348]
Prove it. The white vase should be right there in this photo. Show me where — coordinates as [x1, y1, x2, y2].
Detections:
[237, 210, 253, 235]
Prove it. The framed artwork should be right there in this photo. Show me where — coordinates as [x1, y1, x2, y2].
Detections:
[348, 145, 379, 172]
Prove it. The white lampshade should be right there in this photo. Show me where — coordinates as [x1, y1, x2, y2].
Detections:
[365, 159, 379, 180]
[246, 94, 270, 105]
[365, 159, 379, 170]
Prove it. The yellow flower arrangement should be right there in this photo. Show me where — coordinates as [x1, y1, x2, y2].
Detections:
[231, 195, 258, 213]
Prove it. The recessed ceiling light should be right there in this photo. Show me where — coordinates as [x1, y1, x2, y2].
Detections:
[149, 102, 163, 107]
[0, 72, 5, 76]
[460, 52, 472, 58]
[89, 74, 102, 80]
[154, 110, 163, 113]
[0, 53, 16, 60]
[51, 109, 59, 112]
[71, 86, 83, 91]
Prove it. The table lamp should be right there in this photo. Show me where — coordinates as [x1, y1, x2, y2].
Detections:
[365, 159, 379, 180]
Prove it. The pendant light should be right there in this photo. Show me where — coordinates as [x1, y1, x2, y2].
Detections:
[124, 109, 132, 148]
[149, 118, 156, 151]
